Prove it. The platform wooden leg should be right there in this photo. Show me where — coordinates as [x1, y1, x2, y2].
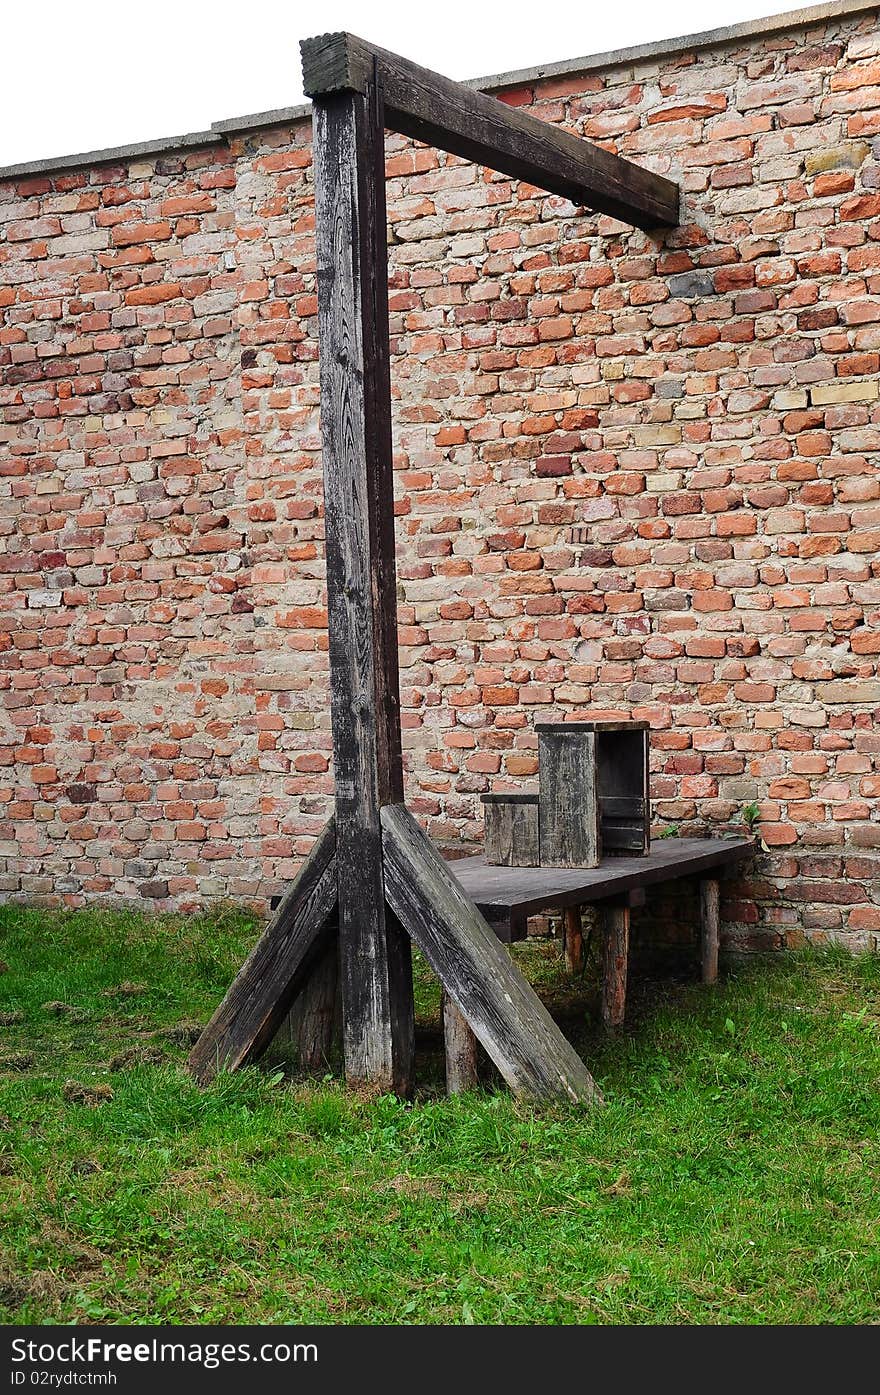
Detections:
[563, 905, 584, 975]
[601, 902, 630, 1029]
[700, 877, 720, 985]
[442, 989, 479, 1094]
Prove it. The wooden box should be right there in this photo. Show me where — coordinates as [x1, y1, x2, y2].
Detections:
[535, 720, 650, 865]
[592, 720, 650, 855]
[481, 793, 539, 867]
[536, 724, 600, 868]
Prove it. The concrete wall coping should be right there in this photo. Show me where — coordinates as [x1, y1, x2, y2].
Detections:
[0, 0, 877, 182]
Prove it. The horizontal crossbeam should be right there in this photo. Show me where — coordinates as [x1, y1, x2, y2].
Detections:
[300, 32, 679, 230]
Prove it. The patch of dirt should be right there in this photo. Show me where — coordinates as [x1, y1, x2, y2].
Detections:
[602, 1170, 633, 1197]
[0, 1263, 69, 1313]
[162, 1168, 268, 1212]
[62, 1081, 113, 1107]
[448, 1191, 491, 1215]
[381, 1173, 446, 1199]
[0, 1054, 33, 1072]
[152, 1021, 202, 1047]
[71, 1158, 103, 1176]
[0, 1011, 23, 1026]
[108, 1045, 165, 1071]
[0, 1274, 29, 1309]
[102, 982, 149, 999]
[42, 1002, 88, 1021]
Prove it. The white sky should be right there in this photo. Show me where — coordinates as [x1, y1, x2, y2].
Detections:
[3, 0, 798, 167]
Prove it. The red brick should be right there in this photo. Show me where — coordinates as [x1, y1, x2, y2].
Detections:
[111, 219, 173, 246]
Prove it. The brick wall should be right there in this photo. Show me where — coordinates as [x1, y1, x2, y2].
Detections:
[1, 4, 879, 949]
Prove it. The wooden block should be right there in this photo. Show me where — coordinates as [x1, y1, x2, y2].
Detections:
[381, 803, 602, 1105]
[481, 793, 539, 867]
[537, 723, 600, 868]
[701, 877, 720, 985]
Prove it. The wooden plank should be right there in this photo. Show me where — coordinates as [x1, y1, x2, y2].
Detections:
[300, 33, 679, 230]
[481, 793, 539, 867]
[601, 902, 630, 1029]
[701, 877, 721, 985]
[264, 938, 339, 1073]
[313, 83, 414, 1096]
[448, 837, 754, 920]
[442, 990, 480, 1094]
[600, 797, 648, 816]
[564, 721, 650, 733]
[188, 819, 338, 1086]
[563, 905, 584, 975]
[537, 724, 600, 868]
[381, 803, 602, 1105]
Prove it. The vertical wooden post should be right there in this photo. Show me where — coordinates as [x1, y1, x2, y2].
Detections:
[701, 877, 720, 985]
[442, 989, 479, 1094]
[601, 902, 630, 1028]
[563, 905, 584, 975]
[313, 76, 414, 1096]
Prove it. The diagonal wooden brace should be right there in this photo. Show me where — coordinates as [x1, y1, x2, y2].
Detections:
[381, 804, 602, 1105]
[188, 818, 338, 1085]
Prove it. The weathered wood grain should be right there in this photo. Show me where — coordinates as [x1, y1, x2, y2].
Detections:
[537, 724, 600, 868]
[442, 989, 480, 1094]
[188, 819, 338, 1086]
[313, 84, 414, 1096]
[701, 877, 721, 985]
[264, 938, 339, 1073]
[481, 793, 539, 867]
[563, 904, 584, 975]
[300, 33, 679, 229]
[381, 803, 602, 1105]
[448, 837, 753, 923]
[601, 902, 630, 1029]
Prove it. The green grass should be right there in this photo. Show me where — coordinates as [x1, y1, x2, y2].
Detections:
[1, 903, 879, 1325]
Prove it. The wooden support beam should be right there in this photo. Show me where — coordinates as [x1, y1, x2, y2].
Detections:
[442, 990, 480, 1094]
[301, 33, 679, 230]
[188, 819, 338, 1085]
[701, 877, 721, 985]
[313, 79, 415, 1096]
[381, 803, 602, 1105]
[601, 902, 630, 1029]
[563, 905, 584, 976]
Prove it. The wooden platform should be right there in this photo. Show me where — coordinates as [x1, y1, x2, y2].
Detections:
[448, 836, 754, 940]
